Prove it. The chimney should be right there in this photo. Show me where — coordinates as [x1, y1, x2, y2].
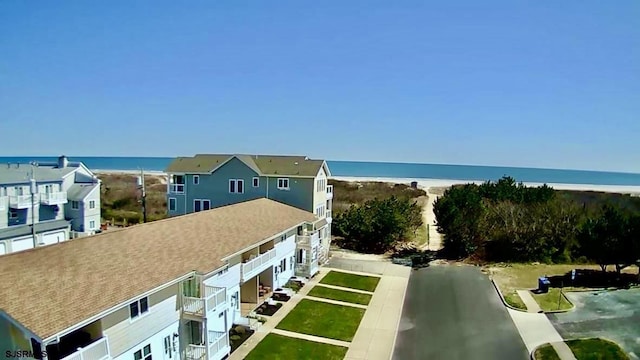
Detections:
[58, 155, 68, 168]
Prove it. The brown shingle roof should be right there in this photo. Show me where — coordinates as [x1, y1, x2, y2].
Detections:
[0, 198, 315, 339]
[165, 154, 327, 177]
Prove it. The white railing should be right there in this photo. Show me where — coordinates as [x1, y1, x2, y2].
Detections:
[183, 286, 226, 317]
[9, 195, 33, 209]
[60, 336, 110, 360]
[0, 196, 6, 211]
[326, 185, 333, 199]
[241, 248, 277, 281]
[169, 184, 185, 193]
[205, 286, 227, 312]
[40, 191, 68, 205]
[208, 332, 228, 357]
[183, 297, 205, 316]
[185, 344, 206, 360]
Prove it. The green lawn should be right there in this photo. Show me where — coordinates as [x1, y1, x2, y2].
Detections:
[566, 338, 630, 360]
[244, 333, 348, 360]
[308, 285, 372, 305]
[503, 291, 527, 310]
[320, 271, 380, 292]
[534, 344, 561, 360]
[531, 288, 573, 312]
[276, 299, 365, 341]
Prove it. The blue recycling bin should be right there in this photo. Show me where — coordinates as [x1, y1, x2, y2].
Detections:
[538, 277, 550, 293]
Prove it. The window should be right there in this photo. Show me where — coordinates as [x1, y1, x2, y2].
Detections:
[134, 344, 152, 360]
[163, 336, 172, 358]
[253, 177, 259, 187]
[194, 199, 211, 212]
[15, 186, 24, 196]
[168, 198, 176, 211]
[89, 220, 95, 229]
[277, 178, 290, 190]
[89, 200, 96, 209]
[316, 178, 326, 192]
[229, 179, 244, 194]
[129, 297, 149, 319]
[71, 201, 79, 210]
[193, 175, 199, 185]
[315, 205, 325, 217]
[281, 258, 286, 272]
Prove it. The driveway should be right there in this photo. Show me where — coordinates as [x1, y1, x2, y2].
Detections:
[548, 289, 640, 360]
[393, 265, 529, 360]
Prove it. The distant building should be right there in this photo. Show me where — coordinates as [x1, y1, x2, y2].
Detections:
[0, 156, 101, 255]
[165, 154, 333, 269]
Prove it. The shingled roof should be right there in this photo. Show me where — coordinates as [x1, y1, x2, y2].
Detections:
[165, 154, 329, 178]
[0, 198, 316, 339]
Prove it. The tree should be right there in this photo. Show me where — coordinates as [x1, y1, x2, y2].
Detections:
[334, 196, 423, 254]
[434, 184, 484, 258]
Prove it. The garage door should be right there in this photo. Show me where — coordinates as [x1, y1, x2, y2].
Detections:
[41, 231, 66, 246]
[12, 238, 34, 253]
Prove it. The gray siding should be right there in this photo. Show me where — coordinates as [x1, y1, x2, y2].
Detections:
[186, 157, 264, 211]
[266, 177, 314, 212]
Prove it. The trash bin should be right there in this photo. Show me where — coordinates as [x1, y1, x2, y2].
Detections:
[538, 277, 550, 293]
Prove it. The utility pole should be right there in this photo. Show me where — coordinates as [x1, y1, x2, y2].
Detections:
[30, 162, 37, 247]
[138, 168, 147, 223]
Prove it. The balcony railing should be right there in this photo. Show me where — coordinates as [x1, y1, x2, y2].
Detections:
[169, 184, 185, 193]
[0, 196, 6, 211]
[208, 331, 228, 357]
[60, 336, 110, 360]
[297, 232, 320, 249]
[40, 191, 68, 205]
[326, 185, 333, 199]
[9, 195, 33, 209]
[185, 344, 206, 360]
[182, 285, 227, 317]
[241, 248, 277, 282]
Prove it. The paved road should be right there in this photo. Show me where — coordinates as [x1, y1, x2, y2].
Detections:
[392, 265, 529, 360]
[548, 289, 640, 359]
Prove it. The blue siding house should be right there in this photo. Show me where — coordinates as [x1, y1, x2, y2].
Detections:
[165, 154, 334, 266]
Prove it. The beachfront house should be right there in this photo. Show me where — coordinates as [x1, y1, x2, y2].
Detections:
[0, 156, 101, 256]
[0, 199, 322, 360]
[165, 154, 334, 272]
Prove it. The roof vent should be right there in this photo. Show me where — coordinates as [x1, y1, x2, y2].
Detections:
[294, 162, 299, 165]
[305, 156, 309, 160]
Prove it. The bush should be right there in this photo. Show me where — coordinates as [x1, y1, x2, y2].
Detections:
[230, 335, 241, 341]
[234, 325, 246, 334]
[335, 196, 423, 254]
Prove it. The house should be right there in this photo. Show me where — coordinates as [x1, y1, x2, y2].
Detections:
[165, 154, 334, 273]
[0, 156, 101, 255]
[0, 198, 323, 360]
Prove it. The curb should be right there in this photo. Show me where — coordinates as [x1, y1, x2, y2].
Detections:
[490, 279, 528, 312]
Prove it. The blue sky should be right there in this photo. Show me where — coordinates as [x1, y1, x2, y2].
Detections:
[1, 1, 638, 172]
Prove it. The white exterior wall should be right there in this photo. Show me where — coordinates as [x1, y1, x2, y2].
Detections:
[104, 290, 180, 358]
[274, 235, 296, 289]
[111, 320, 179, 360]
[312, 167, 328, 216]
[204, 264, 241, 332]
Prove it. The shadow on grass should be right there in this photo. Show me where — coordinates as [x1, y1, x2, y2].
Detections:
[546, 269, 638, 290]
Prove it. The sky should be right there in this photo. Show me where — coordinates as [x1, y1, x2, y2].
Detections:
[1, 1, 639, 173]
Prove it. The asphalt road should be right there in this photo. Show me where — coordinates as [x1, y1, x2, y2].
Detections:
[392, 265, 529, 360]
[548, 289, 640, 359]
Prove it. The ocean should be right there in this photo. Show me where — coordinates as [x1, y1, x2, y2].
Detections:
[1, 156, 640, 186]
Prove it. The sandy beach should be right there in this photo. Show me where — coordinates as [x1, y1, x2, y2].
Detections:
[92, 170, 640, 195]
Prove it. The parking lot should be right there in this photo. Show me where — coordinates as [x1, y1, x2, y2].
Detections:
[548, 288, 640, 360]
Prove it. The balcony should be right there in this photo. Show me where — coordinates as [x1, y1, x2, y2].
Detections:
[60, 336, 110, 360]
[241, 248, 277, 282]
[182, 285, 227, 317]
[297, 232, 320, 250]
[208, 331, 228, 358]
[9, 195, 33, 209]
[0, 196, 6, 211]
[40, 191, 68, 205]
[168, 184, 185, 194]
[185, 344, 206, 360]
[326, 209, 332, 224]
[326, 185, 333, 200]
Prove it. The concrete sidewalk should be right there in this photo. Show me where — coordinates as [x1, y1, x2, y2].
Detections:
[507, 309, 576, 360]
[343, 263, 411, 360]
[270, 329, 351, 347]
[517, 290, 543, 313]
[314, 283, 375, 294]
[305, 295, 369, 309]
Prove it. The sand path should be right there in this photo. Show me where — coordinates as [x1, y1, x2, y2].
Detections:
[421, 188, 443, 251]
